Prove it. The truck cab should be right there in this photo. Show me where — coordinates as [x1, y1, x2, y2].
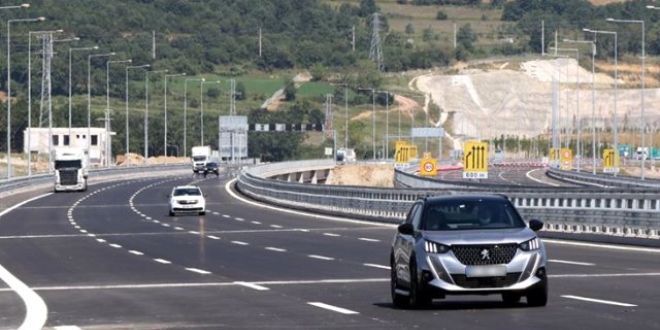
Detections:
[53, 147, 88, 192]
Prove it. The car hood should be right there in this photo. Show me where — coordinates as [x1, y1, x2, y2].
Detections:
[171, 196, 204, 202]
[423, 227, 536, 245]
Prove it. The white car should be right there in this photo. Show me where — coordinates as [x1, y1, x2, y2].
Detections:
[168, 185, 206, 216]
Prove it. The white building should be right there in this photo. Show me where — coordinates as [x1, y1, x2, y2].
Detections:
[23, 127, 111, 166]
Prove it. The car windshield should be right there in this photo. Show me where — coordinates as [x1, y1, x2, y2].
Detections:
[206, 163, 217, 167]
[422, 200, 526, 231]
[173, 188, 202, 196]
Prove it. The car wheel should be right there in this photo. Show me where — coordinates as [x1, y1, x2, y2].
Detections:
[169, 210, 175, 216]
[502, 292, 522, 305]
[409, 258, 432, 308]
[391, 256, 409, 308]
[526, 278, 548, 307]
[199, 211, 206, 216]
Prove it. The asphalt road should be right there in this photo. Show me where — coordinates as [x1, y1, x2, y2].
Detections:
[437, 165, 580, 187]
[0, 175, 658, 329]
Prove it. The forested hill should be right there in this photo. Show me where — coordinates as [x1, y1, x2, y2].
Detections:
[0, 0, 444, 77]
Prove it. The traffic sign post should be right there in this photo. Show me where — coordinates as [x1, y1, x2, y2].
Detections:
[463, 141, 488, 179]
[560, 148, 572, 171]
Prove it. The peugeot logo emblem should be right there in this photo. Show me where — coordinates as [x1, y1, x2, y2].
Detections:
[480, 248, 491, 260]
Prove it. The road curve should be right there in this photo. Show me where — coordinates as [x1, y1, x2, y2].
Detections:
[0, 175, 657, 329]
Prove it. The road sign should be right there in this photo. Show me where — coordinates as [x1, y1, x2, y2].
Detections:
[411, 127, 444, 138]
[560, 148, 572, 171]
[463, 141, 488, 179]
[419, 157, 437, 176]
[395, 140, 418, 164]
[603, 148, 620, 173]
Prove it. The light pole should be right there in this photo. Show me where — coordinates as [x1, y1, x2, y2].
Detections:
[124, 64, 149, 166]
[105, 59, 131, 167]
[608, 16, 646, 179]
[564, 38, 597, 174]
[144, 69, 168, 164]
[358, 88, 376, 160]
[6, 16, 44, 179]
[561, 41, 587, 172]
[583, 28, 618, 173]
[163, 73, 186, 156]
[28, 29, 62, 177]
[69, 46, 98, 137]
[184, 77, 205, 157]
[550, 46, 581, 169]
[200, 80, 221, 145]
[87, 52, 115, 167]
[331, 82, 349, 149]
[377, 90, 390, 160]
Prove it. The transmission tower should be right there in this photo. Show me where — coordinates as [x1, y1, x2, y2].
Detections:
[369, 13, 384, 71]
[39, 34, 53, 128]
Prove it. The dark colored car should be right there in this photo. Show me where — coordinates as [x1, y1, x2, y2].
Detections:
[391, 194, 547, 308]
[203, 162, 220, 177]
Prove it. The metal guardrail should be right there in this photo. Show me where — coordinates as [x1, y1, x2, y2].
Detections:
[0, 163, 190, 196]
[236, 160, 660, 241]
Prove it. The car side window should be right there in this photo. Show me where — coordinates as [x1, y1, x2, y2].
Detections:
[411, 203, 424, 230]
[404, 203, 419, 225]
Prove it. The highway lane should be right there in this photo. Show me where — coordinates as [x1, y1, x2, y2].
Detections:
[0, 175, 658, 329]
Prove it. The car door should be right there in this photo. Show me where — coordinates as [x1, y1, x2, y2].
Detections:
[394, 202, 423, 284]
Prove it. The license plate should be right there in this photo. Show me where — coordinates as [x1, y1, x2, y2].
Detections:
[465, 265, 506, 278]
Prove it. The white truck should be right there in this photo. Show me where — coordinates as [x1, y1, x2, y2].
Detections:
[191, 145, 212, 173]
[53, 147, 88, 192]
[336, 148, 357, 163]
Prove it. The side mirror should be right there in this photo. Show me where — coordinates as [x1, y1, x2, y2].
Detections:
[529, 219, 544, 232]
[397, 223, 415, 235]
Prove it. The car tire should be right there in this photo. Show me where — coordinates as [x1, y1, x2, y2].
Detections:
[526, 279, 548, 307]
[502, 292, 522, 305]
[409, 258, 432, 308]
[169, 210, 175, 216]
[199, 211, 206, 216]
[390, 256, 409, 309]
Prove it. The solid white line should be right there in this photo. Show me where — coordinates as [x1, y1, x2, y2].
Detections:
[562, 295, 637, 307]
[265, 247, 286, 252]
[308, 302, 359, 315]
[54, 326, 82, 330]
[129, 250, 144, 256]
[364, 263, 390, 270]
[549, 272, 660, 278]
[186, 268, 212, 275]
[154, 259, 171, 264]
[359, 238, 380, 242]
[234, 281, 269, 291]
[207, 235, 221, 240]
[0, 193, 51, 330]
[232, 241, 249, 246]
[544, 239, 660, 254]
[323, 233, 340, 237]
[308, 255, 334, 261]
[526, 168, 560, 187]
[549, 259, 595, 266]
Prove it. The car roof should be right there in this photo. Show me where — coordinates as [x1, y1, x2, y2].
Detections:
[173, 185, 201, 190]
[421, 194, 509, 203]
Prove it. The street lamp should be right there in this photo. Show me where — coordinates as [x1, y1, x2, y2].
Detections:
[164, 73, 186, 156]
[583, 28, 618, 173]
[69, 45, 98, 136]
[183, 77, 205, 157]
[607, 16, 646, 179]
[144, 69, 168, 164]
[200, 80, 221, 145]
[330, 82, 349, 149]
[0, 3, 30, 10]
[104, 59, 131, 167]
[358, 88, 376, 160]
[377, 90, 390, 160]
[565, 37, 597, 174]
[6, 16, 44, 180]
[87, 52, 115, 167]
[124, 64, 150, 166]
[27, 29, 62, 177]
[551, 46, 581, 170]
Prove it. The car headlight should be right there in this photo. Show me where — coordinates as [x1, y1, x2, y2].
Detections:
[519, 237, 541, 251]
[424, 240, 450, 254]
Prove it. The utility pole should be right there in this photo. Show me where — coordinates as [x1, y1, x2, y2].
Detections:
[369, 13, 383, 71]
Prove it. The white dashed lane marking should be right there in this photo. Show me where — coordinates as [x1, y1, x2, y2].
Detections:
[186, 268, 212, 275]
[549, 259, 595, 266]
[265, 247, 286, 252]
[364, 263, 390, 270]
[308, 302, 359, 315]
[308, 255, 334, 261]
[562, 295, 637, 307]
[234, 281, 269, 291]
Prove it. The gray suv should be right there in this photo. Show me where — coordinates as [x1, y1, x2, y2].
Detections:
[391, 194, 547, 308]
